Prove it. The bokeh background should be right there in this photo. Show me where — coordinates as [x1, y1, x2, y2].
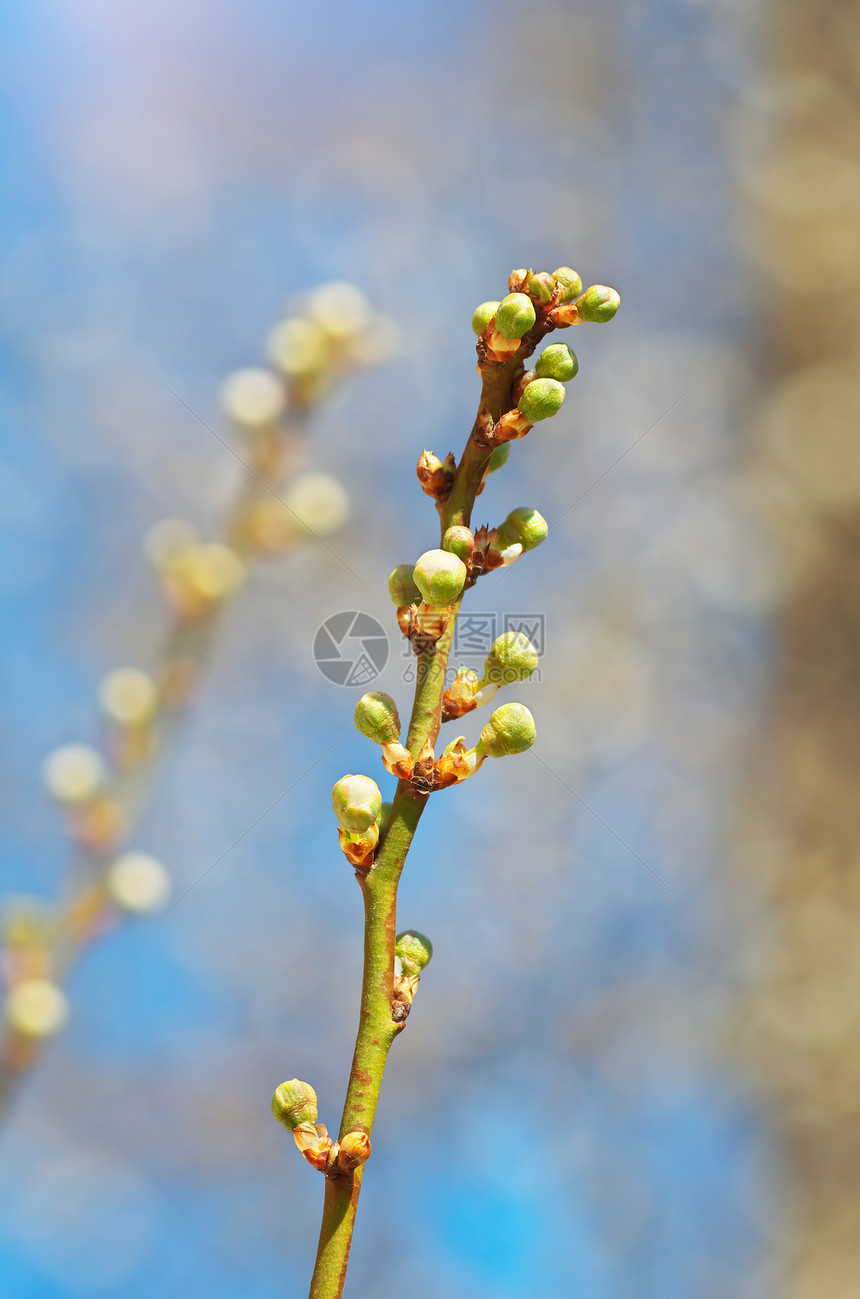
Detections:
[2, 0, 859, 1295]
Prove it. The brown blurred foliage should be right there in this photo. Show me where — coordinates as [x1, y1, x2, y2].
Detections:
[734, 3, 860, 1295]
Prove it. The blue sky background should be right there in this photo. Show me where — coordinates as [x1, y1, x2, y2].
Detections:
[0, 1, 781, 1295]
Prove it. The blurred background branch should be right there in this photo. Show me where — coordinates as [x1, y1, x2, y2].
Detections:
[0, 284, 392, 1118]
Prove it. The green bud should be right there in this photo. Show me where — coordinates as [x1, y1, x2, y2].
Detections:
[552, 267, 582, 301]
[332, 774, 382, 833]
[471, 300, 500, 336]
[574, 284, 621, 324]
[442, 526, 475, 561]
[354, 692, 401, 745]
[494, 293, 537, 341]
[487, 443, 511, 473]
[395, 930, 433, 977]
[413, 549, 467, 608]
[525, 272, 555, 305]
[272, 1078, 318, 1131]
[388, 564, 422, 608]
[496, 507, 549, 552]
[476, 702, 537, 758]
[535, 343, 579, 382]
[517, 378, 565, 423]
[482, 632, 539, 686]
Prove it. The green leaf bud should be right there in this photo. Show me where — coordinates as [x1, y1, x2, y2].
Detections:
[395, 930, 433, 977]
[475, 702, 537, 759]
[413, 549, 467, 609]
[517, 377, 565, 423]
[354, 692, 401, 745]
[442, 526, 475, 561]
[494, 293, 537, 341]
[482, 632, 539, 686]
[471, 300, 500, 336]
[535, 343, 579, 383]
[552, 267, 583, 301]
[271, 1078, 318, 1131]
[574, 284, 621, 324]
[487, 443, 511, 473]
[525, 272, 555, 304]
[388, 564, 422, 608]
[332, 774, 382, 833]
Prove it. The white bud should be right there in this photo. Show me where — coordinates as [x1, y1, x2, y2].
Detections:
[99, 668, 158, 726]
[42, 744, 106, 804]
[5, 979, 69, 1038]
[283, 473, 349, 536]
[266, 317, 330, 376]
[305, 282, 372, 341]
[220, 367, 286, 429]
[106, 852, 171, 913]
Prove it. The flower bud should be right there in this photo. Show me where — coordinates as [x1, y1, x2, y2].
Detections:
[164, 543, 246, 616]
[475, 702, 537, 758]
[494, 293, 536, 341]
[283, 473, 349, 536]
[354, 692, 401, 745]
[497, 507, 549, 553]
[336, 1130, 371, 1173]
[574, 284, 621, 324]
[388, 564, 423, 608]
[395, 930, 433, 977]
[42, 744, 106, 805]
[525, 272, 555, 304]
[412, 549, 467, 609]
[518, 377, 565, 423]
[535, 343, 579, 383]
[471, 300, 500, 336]
[271, 1079, 318, 1131]
[487, 443, 510, 473]
[99, 668, 158, 727]
[266, 316, 330, 377]
[442, 526, 475, 561]
[332, 774, 382, 833]
[5, 979, 69, 1038]
[220, 367, 286, 430]
[552, 267, 582, 301]
[305, 282, 372, 342]
[481, 632, 539, 687]
[106, 852, 170, 914]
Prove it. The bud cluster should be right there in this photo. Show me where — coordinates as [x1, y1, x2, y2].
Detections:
[470, 265, 620, 445]
[271, 1077, 371, 1175]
